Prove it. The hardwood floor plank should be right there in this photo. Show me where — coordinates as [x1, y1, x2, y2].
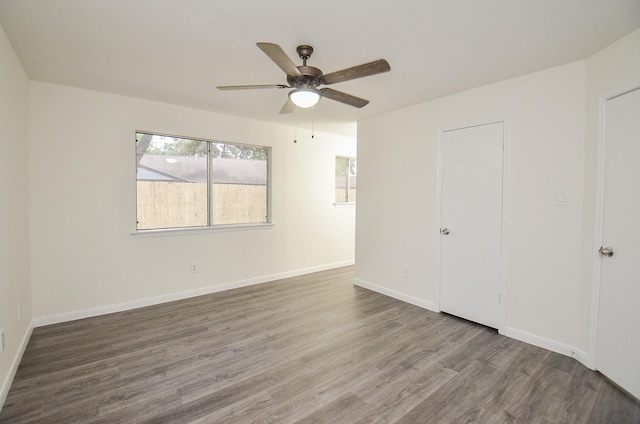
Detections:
[293, 392, 369, 424]
[394, 359, 497, 423]
[351, 363, 458, 424]
[587, 377, 640, 424]
[260, 363, 380, 424]
[189, 390, 275, 424]
[555, 367, 601, 424]
[1, 266, 639, 423]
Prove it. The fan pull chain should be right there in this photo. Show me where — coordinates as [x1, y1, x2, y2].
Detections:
[311, 107, 315, 139]
[293, 115, 298, 143]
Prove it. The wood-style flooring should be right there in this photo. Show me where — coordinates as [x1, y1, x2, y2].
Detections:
[2, 266, 639, 423]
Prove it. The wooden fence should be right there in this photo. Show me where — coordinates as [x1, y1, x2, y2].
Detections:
[335, 189, 357, 203]
[137, 181, 267, 229]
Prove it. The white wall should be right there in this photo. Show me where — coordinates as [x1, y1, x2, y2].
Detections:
[28, 82, 356, 322]
[356, 61, 587, 355]
[0, 25, 32, 408]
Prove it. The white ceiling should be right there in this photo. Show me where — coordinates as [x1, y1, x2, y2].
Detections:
[1, 0, 639, 137]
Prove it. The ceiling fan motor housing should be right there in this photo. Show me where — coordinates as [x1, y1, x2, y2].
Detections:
[287, 66, 323, 88]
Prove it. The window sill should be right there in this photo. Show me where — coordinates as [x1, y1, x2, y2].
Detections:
[333, 202, 356, 208]
[133, 222, 274, 238]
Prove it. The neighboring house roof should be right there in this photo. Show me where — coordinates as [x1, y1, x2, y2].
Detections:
[212, 157, 267, 186]
[136, 165, 189, 182]
[137, 155, 267, 185]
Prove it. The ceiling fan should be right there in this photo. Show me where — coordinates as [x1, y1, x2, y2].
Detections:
[217, 43, 391, 113]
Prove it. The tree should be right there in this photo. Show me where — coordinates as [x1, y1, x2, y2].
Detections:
[136, 133, 267, 160]
[211, 142, 267, 160]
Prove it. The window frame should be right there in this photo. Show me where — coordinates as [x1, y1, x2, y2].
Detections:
[334, 155, 357, 205]
[134, 131, 272, 235]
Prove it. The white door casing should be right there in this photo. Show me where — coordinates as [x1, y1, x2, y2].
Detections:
[592, 87, 640, 400]
[438, 122, 504, 329]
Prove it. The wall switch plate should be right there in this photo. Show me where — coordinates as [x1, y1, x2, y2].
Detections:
[0, 330, 4, 353]
[556, 190, 568, 206]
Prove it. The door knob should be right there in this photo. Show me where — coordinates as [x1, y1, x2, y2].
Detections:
[441, 228, 450, 235]
[599, 246, 614, 257]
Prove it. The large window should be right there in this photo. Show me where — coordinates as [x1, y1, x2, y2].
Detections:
[335, 156, 356, 204]
[136, 132, 269, 230]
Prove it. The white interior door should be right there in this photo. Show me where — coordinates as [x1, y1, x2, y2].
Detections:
[595, 87, 640, 400]
[439, 122, 504, 329]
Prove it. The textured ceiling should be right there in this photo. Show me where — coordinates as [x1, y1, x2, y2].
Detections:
[1, 0, 639, 136]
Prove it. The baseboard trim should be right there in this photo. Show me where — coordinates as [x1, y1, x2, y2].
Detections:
[33, 260, 354, 327]
[500, 327, 589, 368]
[352, 278, 592, 369]
[0, 322, 33, 412]
[353, 278, 439, 312]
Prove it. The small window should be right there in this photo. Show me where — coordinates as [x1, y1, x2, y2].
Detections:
[335, 156, 356, 204]
[136, 132, 269, 230]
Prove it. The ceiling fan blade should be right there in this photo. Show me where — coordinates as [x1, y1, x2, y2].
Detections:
[322, 59, 390, 85]
[217, 84, 289, 90]
[257, 43, 302, 77]
[320, 88, 369, 108]
[279, 98, 296, 114]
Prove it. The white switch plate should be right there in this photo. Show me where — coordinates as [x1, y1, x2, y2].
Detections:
[556, 190, 568, 206]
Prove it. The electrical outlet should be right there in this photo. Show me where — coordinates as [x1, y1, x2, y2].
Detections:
[0, 330, 5, 353]
[190, 263, 198, 273]
[402, 267, 409, 278]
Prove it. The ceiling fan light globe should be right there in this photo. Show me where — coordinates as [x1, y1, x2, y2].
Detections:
[289, 88, 321, 108]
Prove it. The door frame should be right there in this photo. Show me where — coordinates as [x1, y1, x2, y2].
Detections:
[587, 83, 640, 370]
[435, 119, 508, 333]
